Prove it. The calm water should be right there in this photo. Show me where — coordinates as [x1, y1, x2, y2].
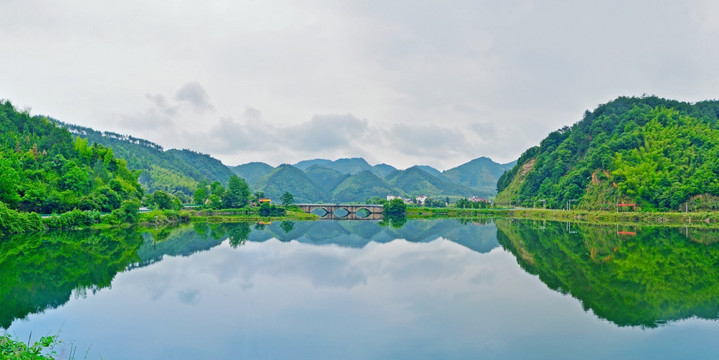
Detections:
[2, 219, 719, 359]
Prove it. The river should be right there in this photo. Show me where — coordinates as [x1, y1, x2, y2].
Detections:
[2, 219, 719, 359]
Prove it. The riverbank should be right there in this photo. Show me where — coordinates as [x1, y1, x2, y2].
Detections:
[407, 206, 719, 228]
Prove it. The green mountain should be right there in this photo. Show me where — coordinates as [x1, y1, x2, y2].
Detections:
[385, 166, 475, 198]
[415, 165, 442, 177]
[166, 149, 234, 184]
[231, 162, 275, 188]
[254, 164, 327, 203]
[294, 157, 397, 178]
[331, 170, 405, 202]
[0, 101, 143, 214]
[442, 157, 511, 197]
[57, 122, 233, 195]
[294, 159, 333, 170]
[305, 165, 349, 192]
[496, 96, 719, 210]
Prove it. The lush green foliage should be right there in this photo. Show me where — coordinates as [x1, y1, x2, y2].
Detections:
[1, 334, 58, 359]
[258, 202, 286, 216]
[0, 101, 143, 217]
[223, 175, 251, 208]
[192, 176, 251, 210]
[497, 96, 719, 210]
[280, 191, 294, 206]
[0, 202, 44, 235]
[496, 219, 719, 327]
[455, 198, 490, 209]
[58, 121, 233, 196]
[383, 198, 407, 215]
[423, 198, 446, 208]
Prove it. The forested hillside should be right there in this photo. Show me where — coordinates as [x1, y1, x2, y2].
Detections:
[57, 122, 233, 195]
[0, 101, 143, 214]
[496, 96, 719, 210]
[254, 165, 328, 203]
[231, 162, 275, 188]
[442, 157, 515, 197]
[331, 170, 405, 202]
[386, 166, 475, 198]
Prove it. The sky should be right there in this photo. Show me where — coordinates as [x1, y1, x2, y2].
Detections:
[2, 0, 719, 170]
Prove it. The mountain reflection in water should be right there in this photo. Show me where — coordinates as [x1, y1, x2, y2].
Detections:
[2, 218, 719, 359]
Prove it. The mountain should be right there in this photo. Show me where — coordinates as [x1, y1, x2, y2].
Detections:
[294, 157, 396, 178]
[331, 170, 405, 202]
[254, 164, 327, 203]
[293, 159, 333, 171]
[372, 163, 398, 177]
[495, 96, 719, 210]
[442, 157, 510, 197]
[166, 149, 235, 184]
[415, 165, 442, 177]
[57, 122, 233, 195]
[331, 158, 374, 174]
[231, 162, 275, 188]
[305, 165, 350, 192]
[0, 101, 143, 214]
[385, 166, 475, 198]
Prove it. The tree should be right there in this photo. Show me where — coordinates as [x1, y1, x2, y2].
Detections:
[281, 191, 295, 206]
[0, 158, 21, 206]
[383, 198, 407, 215]
[193, 187, 208, 205]
[222, 175, 251, 208]
[152, 191, 176, 210]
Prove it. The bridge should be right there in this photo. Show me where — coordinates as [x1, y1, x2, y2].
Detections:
[297, 204, 384, 220]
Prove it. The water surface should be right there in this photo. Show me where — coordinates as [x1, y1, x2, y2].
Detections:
[2, 219, 719, 359]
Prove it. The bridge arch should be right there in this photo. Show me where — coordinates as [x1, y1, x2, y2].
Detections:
[297, 204, 384, 220]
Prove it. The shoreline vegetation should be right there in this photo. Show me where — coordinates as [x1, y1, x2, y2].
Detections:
[408, 207, 719, 228]
[6, 201, 719, 236]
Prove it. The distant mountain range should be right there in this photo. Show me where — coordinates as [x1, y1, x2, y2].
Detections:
[234, 157, 515, 203]
[55, 121, 513, 202]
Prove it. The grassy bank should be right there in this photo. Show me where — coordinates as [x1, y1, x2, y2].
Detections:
[408, 206, 719, 228]
[506, 208, 719, 228]
[188, 209, 317, 223]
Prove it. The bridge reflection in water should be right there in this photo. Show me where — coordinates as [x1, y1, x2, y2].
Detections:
[297, 204, 384, 220]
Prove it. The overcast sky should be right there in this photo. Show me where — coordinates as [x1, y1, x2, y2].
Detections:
[2, 1, 718, 170]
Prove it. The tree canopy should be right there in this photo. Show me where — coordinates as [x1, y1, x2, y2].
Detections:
[0, 100, 143, 214]
[496, 96, 719, 210]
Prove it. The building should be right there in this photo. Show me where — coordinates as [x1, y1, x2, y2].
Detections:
[415, 195, 427, 205]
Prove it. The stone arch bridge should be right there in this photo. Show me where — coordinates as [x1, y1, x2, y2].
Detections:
[297, 204, 384, 220]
